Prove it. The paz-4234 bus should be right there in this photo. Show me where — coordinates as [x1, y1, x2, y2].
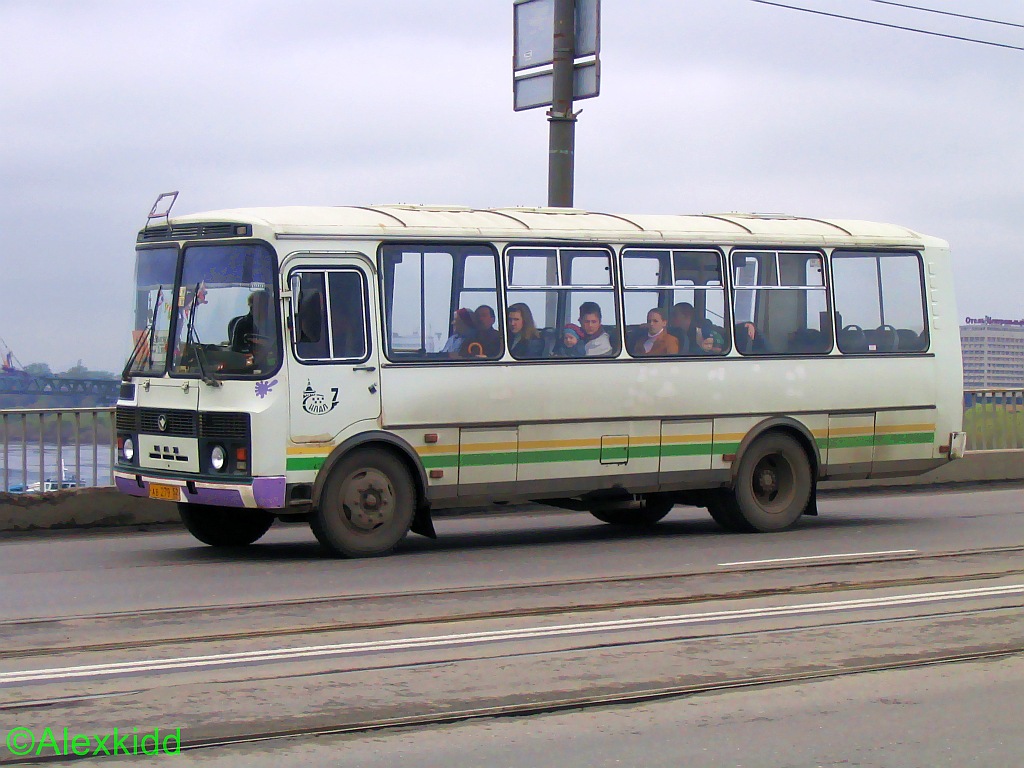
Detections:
[115, 195, 966, 557]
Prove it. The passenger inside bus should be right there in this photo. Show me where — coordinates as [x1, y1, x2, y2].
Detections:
[507, 303, 544, 358]
[441, 308, 478, 359]
[578, 301, 612, 356]
[552, 323, 585, 358]
[735, 321, 768, 354]
[473, 305, 502, 357]
[632, 308, 679, 356]
[668, 302, 724, 354]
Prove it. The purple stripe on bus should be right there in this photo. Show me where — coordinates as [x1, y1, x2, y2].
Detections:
[183, 487, 245, 507]
[252, 476, 287, 509]
[115, 474, 287, 509]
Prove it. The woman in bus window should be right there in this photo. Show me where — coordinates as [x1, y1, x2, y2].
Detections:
[441, 308, 478, 359]
[507, 303, 543, 358]
[632, 308, 679, 356]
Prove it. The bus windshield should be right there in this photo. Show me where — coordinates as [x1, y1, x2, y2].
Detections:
[127, 247, 177, 376]
[169, 243, 280, 379]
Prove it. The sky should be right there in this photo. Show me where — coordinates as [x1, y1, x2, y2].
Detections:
[2, 0, 1022, 373]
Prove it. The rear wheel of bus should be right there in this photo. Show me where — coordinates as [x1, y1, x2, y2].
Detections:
[311, 448, 416, 558]
[707, 432, 812, 533]
[178, 504, 274, 547]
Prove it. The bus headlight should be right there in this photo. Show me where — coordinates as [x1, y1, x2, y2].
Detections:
[210, 445, 227, 472]
[123, 437, 135, 462]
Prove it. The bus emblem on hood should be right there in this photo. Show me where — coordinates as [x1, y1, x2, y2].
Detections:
[157, 414, 168, 432]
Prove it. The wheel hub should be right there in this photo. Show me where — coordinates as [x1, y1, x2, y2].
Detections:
[756, 466, 778, 496]
[341, 469, 395, 531]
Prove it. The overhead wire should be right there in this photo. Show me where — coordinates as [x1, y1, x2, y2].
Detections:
[859, 0, 1024, 30]
[747, 0, 1024, 52]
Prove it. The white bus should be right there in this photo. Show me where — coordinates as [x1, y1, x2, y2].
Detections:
[115, 203, 966, 557]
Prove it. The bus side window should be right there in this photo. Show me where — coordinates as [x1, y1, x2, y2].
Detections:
[731, 250, 831, 356]
[832, 251, 929, 354]
[506, 246, 619, 359]
[380, 244, 499, 361]
[622, 248, 728, 357]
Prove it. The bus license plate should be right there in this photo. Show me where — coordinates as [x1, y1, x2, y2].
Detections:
[148, 483, 180, 501]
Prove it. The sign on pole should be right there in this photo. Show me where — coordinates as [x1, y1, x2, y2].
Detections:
[512, 0, 600, 110]
[513, 60, 599, 112]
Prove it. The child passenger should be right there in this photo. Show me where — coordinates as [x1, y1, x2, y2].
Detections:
[553, 323, 585, 358]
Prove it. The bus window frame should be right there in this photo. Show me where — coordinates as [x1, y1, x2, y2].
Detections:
[287, 265, 373, 366]
[131, 243, 182, 378]
[378, 241, 503, 364]
[729, 247, 833, 356]
[621, 245, 730, 358]
[504, 242, 621, 360]
[829, 248, 931, 355]
[167, 238, 284, 382]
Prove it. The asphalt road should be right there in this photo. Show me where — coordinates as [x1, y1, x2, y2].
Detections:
[1, 486, 1022, 766]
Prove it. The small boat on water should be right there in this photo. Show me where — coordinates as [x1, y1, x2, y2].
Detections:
[24, 475, 79, 493]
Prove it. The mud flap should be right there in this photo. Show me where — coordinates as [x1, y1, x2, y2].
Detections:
[802, 484, 819, 516]
[410, 504, 437, 539]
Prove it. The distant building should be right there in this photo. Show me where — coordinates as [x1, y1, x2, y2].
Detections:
[960, 316, 1024, 389]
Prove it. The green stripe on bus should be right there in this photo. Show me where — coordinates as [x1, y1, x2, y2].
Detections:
[286, 456, 327, 471]
[827, 435, 876, 449]
[290, 430, 935, 475]
[459, 451, 519, 467]
[421, 454, 460, 469]
[630, 445, 663, 459]
[873, 431, 935, 446]
[659, 443, 715, 458]
[518, 448, 603, 464]
[712, 441, 741, 453]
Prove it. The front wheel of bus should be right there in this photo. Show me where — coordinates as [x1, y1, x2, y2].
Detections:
[311, 449, 415, 558]
[178, 504, 274, 547]
[731, 432, 812, 532]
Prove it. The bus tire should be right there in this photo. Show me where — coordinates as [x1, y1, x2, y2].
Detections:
[178, 504, 274, 547]
[731, 432, 812, 532]
[705, 491, 754, 533]
[311, 448, 415, 558]
[590, 496, 674, 527]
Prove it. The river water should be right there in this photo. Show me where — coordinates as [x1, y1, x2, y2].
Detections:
[1, 442, 114, 492]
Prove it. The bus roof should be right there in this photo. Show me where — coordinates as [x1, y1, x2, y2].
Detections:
[162, 205, 944, 248]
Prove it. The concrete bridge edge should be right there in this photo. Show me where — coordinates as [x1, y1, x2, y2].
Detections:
[1, 453, 1021, 534]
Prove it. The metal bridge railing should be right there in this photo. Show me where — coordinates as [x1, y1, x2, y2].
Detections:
[1, 407, 115, 493]
[963, 389, 1024, 451]
[1, 393, 1021, 494]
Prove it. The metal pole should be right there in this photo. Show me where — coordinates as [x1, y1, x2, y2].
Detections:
[547, 0, 577, 208]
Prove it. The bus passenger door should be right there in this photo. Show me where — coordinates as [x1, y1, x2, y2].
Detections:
[286, 261, 381, 448]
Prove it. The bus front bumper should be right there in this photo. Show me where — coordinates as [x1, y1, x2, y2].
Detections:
[114, 470, 287, 509]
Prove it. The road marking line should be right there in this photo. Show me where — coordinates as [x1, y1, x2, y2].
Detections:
[3, 583, 1021, 686]
[720, 549, 917, 566]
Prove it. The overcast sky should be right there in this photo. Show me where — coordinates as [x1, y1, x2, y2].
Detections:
[2, 0, 1022, 372]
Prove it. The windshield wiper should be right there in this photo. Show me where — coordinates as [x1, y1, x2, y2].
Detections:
[121, 285, 163, 382]
[184, 282, 221, 387]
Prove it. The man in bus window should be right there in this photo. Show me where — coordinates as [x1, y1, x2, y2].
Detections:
[578, 301, 612, 356]
[669, 302, 698, 353]
[474, 305, 501, 357]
